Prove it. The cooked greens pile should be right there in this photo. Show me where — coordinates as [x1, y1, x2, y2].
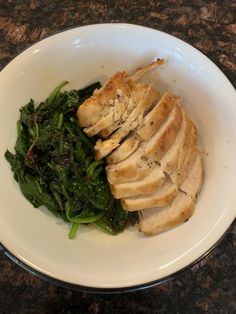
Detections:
[5, 81, 138, 239]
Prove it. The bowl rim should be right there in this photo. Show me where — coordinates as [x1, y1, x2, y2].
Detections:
[0, 23, 235, 293]
[0, 220, 234, 293]
[1, 22, 235, 89]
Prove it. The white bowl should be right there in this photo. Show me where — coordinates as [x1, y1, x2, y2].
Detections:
[0, 24, 235, 292]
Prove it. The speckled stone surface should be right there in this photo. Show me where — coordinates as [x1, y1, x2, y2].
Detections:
[0, 1, 235, 313]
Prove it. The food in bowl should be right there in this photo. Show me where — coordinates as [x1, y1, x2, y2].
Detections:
[5, 81, 139, 239]
[78, 59, 204, 236]
[5, 59, 204, 239]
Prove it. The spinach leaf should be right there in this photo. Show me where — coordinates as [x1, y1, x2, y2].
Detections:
[15, 121, 29, 157]
[46, 80, 69, 107]
[5, 81, 138, 239]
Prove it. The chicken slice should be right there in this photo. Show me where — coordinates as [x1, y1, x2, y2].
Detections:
[106, 92, 179, 165]
[138, 92, 179, 141]
[110, 167, 166, 199]
[139, 191, 194, 236]
[170, 123, 197, 186]
[139, 146, 203, 236]
[95, 84, 159, 160]
[107, 150, 158, 184]
[121, 179, 178, 211]
[78, 59, 164, 128]
[77, 71, 134, 127]
[160, 111, 192, 174]
[106, 133, 140, 165]
[106, 105, 180, 184]
[180, 150, 204, 198]
[144, 103, 183, 160]
[99, 84, 150, 139]
[83, 98, 128, 137]
[176, 120, 197, 172]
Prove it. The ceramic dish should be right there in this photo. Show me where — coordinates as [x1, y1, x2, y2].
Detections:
[0, 24, 235, 292]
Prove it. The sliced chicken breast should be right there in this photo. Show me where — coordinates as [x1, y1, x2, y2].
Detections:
[170, 123, 197, 186]
[99, 84, 150, 138]
[138, 92, 179, 141]
[139, 151, 203, 236]
[106, 133, 141, 165]
[78, 59, 164, 132]
[144, 104, 183, 160]
[160, 111, 191, 174]
[180, 150, 204, 198]
[78, 71, 134, 127]
[121, 179, 178, 211]
[107, 150, 159, 184]
[77, 59, 204, 237]
[83, 98, 128, 137]
[106, 104, 181, 184]
[139, 191, 194, 236]
[106, 91, 179, 165]
[95, 84, 159, 160]
[110, 167, 166, 199]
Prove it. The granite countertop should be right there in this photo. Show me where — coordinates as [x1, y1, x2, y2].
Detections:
[0, 1, 235, 313]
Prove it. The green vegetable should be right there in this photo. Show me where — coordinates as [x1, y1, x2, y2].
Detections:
[5, 81, 138, 239]
[68, 222, 79, 239]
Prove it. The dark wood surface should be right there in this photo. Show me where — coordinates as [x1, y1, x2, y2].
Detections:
[0, 1, 235, 313]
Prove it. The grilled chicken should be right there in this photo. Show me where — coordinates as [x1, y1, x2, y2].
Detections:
[139, 151, 204, 235]
[106, 92, 179, 165]
[160, 111, 192, 174]
[180, 150, 204, 198]
[78, 71, 134, 127]
[106, 132, 141, 165]
[121, 179, 178, 211]
[139, 191, 194, 236]
[94, 84, 160, 159]
[77, 59, 204, 236]
[110, 167, 166, 199]
[106, 103, 182, 184]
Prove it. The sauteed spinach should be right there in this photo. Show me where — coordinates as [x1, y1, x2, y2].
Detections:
[5, 81, 138, 238]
